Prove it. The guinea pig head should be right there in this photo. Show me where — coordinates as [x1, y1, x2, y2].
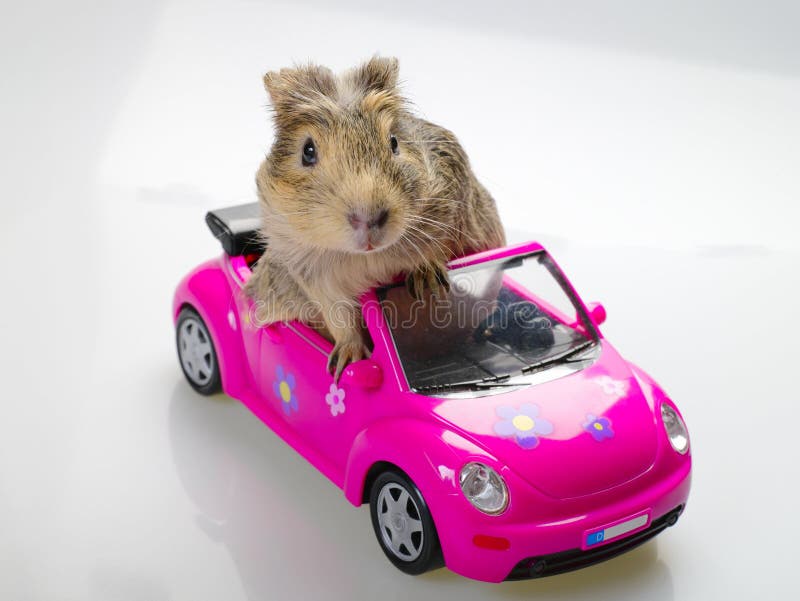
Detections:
[259, 57, 426, 254]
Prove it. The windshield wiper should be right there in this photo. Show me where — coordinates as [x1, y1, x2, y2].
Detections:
[562, 345, 599, 363]
[415, 342, 597, 394]
[520, 340, 596, 375]
[473, 382, 525, 389]
[415, 378, 524, 394]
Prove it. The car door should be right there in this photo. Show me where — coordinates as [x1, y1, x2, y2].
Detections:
[257, 321, 372, 476]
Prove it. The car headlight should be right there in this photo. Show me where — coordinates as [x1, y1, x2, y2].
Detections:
[459, 462, 509, 515]
[661, 403, 689, 454]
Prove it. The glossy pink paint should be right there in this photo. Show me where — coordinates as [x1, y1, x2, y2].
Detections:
[173, 243, 691, 583]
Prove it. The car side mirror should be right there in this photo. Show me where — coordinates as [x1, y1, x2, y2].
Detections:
[340, 359, 383, 389]
[586, 302, 607, 326]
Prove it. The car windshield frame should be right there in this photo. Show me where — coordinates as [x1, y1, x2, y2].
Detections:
[376, 250, 600, 395]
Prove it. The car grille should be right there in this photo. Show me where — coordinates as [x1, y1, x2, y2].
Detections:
[505, 505, 684, 580]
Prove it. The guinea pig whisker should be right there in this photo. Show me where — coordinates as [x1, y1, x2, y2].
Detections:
[407, 223, 452, 247]
[402, 223, 438, 253]
[401, 223, 429, 247]
[404, 223, 450, 259]
[412, 196, 468, 204]
[409, 213, 463, 232]
[406, 215, 455, 237]
[399, 231, 429, 265]
[406, 214, 465, 238]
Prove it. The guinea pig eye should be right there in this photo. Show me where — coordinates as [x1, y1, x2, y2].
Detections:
[390, 134, 399, 155]
[301, 138, 317, 166]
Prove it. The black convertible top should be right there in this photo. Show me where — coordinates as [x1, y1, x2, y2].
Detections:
[205, 202, 265, 256]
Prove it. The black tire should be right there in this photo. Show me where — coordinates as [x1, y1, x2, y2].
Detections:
[369, 470, 444, 575]
[176, 306, 222, 395]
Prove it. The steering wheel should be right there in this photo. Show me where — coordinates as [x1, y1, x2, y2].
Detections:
[474, 301, 555, 350]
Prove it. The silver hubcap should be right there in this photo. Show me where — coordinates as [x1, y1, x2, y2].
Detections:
[178, 318, 214, 386]
[377, 482, 424, 561]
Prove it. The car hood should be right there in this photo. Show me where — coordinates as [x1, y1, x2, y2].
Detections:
[430, 342, 658, 499]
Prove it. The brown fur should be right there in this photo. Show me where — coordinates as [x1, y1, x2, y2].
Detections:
[245, 56, 506, 377]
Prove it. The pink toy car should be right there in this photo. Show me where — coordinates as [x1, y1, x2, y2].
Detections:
[173, 203, 691, 582]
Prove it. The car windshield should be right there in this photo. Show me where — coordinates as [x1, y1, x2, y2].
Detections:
[377, 251, 599, 394]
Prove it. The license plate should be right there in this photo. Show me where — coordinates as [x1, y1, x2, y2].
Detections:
[584, 511, 650, 548]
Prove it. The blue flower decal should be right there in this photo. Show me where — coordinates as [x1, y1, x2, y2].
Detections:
[273, 365, 298, 415]
[583, 413, 614, 441]
[494, 404, 554, 449]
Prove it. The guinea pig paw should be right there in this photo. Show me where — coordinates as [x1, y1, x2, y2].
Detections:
[405, 264, 451, 300]
[405, 270, 424, 300]
[327, 340, 370, 383]
[430, 264, 451, 295]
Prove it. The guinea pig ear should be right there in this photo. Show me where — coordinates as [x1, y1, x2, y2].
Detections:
[263, 64, 337, 108]
[262, 71, 282, 100]
[351, 56, 400, 93]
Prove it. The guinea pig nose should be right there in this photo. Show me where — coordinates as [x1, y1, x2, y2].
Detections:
[368, 209, 390, 229]
[347, 212, 366, 230]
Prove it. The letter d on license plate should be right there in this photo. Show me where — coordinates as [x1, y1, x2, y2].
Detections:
[584, 511, 650, 549]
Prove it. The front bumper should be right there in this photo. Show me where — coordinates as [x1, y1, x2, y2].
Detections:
[437, 460, 691, 583]
[506, 504, 684, 580]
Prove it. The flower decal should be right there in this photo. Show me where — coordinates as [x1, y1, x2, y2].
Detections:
[583, 413, 614, 441]
[594, 375, 628, 398]
[494, 404, 554, 449]
[325, 383, 346, 416]
[273, 365, 298, 415]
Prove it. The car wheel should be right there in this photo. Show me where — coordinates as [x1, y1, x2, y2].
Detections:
[369, 470, 444, 575]
[176, 306, 222, 395]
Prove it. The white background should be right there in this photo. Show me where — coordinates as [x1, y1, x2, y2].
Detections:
[1, 1, 798, 599]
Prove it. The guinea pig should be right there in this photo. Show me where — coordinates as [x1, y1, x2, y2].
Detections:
[245, 56, 506, 380]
